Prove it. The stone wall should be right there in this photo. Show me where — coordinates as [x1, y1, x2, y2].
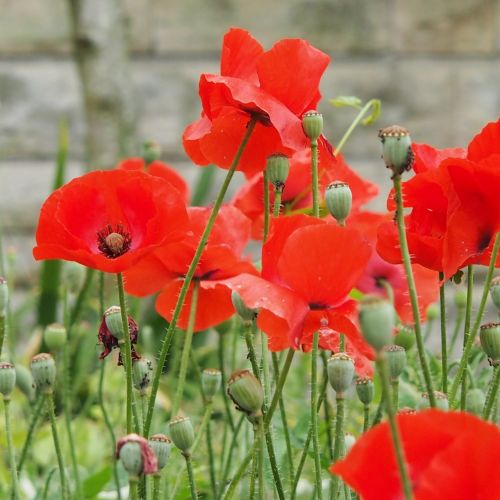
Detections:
[0, 0, 499, 277]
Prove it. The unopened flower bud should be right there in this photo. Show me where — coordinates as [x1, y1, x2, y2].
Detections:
[378, 125, 413, 176]
[490, 277, 500, 311]
[0, 277, 8, 317]
[383, 345, 407, 381]
[202, 368, 221, 403]
[132, 357, 153, 393]
[327, 353, 354, 397]
[394, 324, 415, 351]
[418, 391, 448, 410]
[302, 110, 323, 141]
[266, 154, 290, 191]
[31, 353, 56, 393]
[359, 295, 395, 351]
[355, 377, 374, 405]
[104, 306, 125, 340]
[325, 181, 352, 226]
[0, 362, 16, 398]
[231, 291, 257, 324]
[141, 140, 162, 165]
[64, 262, 85, 293]
[169, 416, 195, 456]
[116, 434, 158, 477]
[479, 323, 500, 364]
[425, 303, 439, 321]
[227, 370, 264, 420]
[454, 289, 468, 310]
[466, 388, 485, 416]
[344, 433, 356, 453]
[44, 323, 67, 350]
[149, 434, 172, 470]
[15, 365, 36, 402]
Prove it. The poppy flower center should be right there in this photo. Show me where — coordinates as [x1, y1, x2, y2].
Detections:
[97, 224, 132, 259]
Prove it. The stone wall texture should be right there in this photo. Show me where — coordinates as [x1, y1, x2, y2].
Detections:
[0, 0, 499, 276]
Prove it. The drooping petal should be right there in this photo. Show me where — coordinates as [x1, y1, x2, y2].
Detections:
[467, 117, 500, 162]
[412, 143, 466, 174]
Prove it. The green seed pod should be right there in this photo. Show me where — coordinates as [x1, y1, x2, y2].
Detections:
[227, 369, 264, 420]
[202, 368, 222, 403]
[359, 295, 396, 352]
[132, 357, 153, 393]
[149, 434, 172, 470]
[0, 277, 8, 317]
[355, 377, 374, 406]
[116, 434, 158, 477]
[231, 291, 257, 324]
[302, 110, 323, 141]
[327, 353, 355, 397]
[64, 262, 86, 294]
[44, 323, 67, 351]
[119, 441, 144, 477]
[266, 154, 290, 190]
[378, 125, 413, 176]
[169, 416, 195, 455]
[425, 303, 439, 321]
[418, 391, 448, 411]
[466, 388, 485, 416]
[325, 181, 352, 226]
[454, 289, 468, 310]
[383, 345, 407, 381]
[394, 324, 415, 351]
[0, 362, 16, 398]
[479, 323, 500, 364]
[31, 353, 56, 393]
[104, 306, 125, 340]
[15, 365, 36, 403]
[344, 433, 356, 453]
[141, 140, 162, 165]
[489, 276, 500, 311]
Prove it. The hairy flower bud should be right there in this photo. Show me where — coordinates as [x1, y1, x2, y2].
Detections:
[132, 357, 153, 394]
[0, 277, 8, 317]
[231, 291, 257, 324]
[227, 370, 264, 420]
[169, 416, 195, 456]
[359, 295, 395, 351]
[31, 353, 56, 393]
[383, 345, 407, 381]
[479, 323, 500, 364]
[394, 324, 415, 351]
[355, 377, 374, 406]
[202, 368, 222, 403]
[266, 154, 290, 191]
[44, 323, 67, 351]
[378, 125, 413, 176]
[302, 110, 323, 141]
[149, 434, 172, 470]
[64, 262, 86, 293]
[325, 181, 352, 226]
[327, 353, 355, 397]
[0, 362, 16, 398]
[425, 303, 439, 321]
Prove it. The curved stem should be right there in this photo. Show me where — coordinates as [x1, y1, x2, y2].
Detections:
[311, 331, 323, 499]
[185, 454, 198, 500]
[4, 399, 19, 499]
[171, 281, 200, 417]
[393, 174, 435, 407]
[41, 468, 57, 500]
[219, 414, 245, 497]
[483, 365, 500, 420]
[449, 234, 500, 407]
[17, 393, 44, 473]
[331, 396, 344, 498]
[264, 425, 285, 500]
[192, 401, 212, 454]
[244, 322, 260, 380]
[311, 139, 319, 218]
[221, 439, 257, 500]
[144, 118, 257, 437]
[438, 272, 448, 393]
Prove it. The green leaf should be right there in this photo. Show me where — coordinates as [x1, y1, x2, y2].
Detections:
[362, 99, 382, 126]
[329, 96, 363, 109]
[82, 466, 113, 498]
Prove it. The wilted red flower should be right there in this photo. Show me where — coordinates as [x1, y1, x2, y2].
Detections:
[116, 434, 158, 475]
[117, 157, 190, 202]
[124, 206, 257, 331]
[331, 409, 500, 500]
[183, 27, 330, 177]
[33, 170, 189, 274]
[232, 143, 378, 239]
[219, 215, 374, 374]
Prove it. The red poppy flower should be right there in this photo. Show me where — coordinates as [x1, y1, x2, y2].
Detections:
[183, 27, 330, 177]
[124, 205, 257, 331]
[116, 434, 158, 475]
[33, 170, 189, 274]
[98, 313, 140, 365]
[218, 215, 374, 374]
[232, 140, 378, 239]
[331, 409, 500, 500]
[117, 157, 190, 202]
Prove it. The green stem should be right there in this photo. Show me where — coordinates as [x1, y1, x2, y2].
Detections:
[448, 307, 465, 355]
[311, 331, 323, 499]
[273, 188, 282, 218]
[185, 454, 198, 500]
[331, 396, 344, 498]
[460, 266, 474, 409]
[218, 333, 235, 432]
[449, 234, 500, 407]
[244, 322, 260, 380]
[221, 438, 258, 500]
[4, 399, 19, 499]
[17, 393, 44, 473]
[117, 272, 134, 434]
[0, 315, 5, 358]
[311, 139, 319, 218]
[129, 477, 138, 500]
[393, 174, 435, 407]
[363, 405, 370, 433]
[392, 379, 400, 409]
[377, 356, 413, 500]
[263, 424, 285, 500]
[249, 441, 258, 500]
[258, 418, 265, 500]
[438, 272, 448, 394]
[263, 170, 270, 242]
[41, 468, 57, 500]
[192, 401, 212, 454]
[152, 474, 161, 500]
[144, 118, 257, 437]
[219, 414, 245, 497]
[171, 281, 200, 417]
[206, 414, 217, 498]
[483, 365, 500, 420]
[260, 331, 271, 409]
[46, 391, 69, 500]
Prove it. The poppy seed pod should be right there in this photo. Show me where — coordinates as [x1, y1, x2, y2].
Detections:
[479, 323, 500, 364]
[0, 362, 16, 398]
[327, 353, 355, 397]
[202, 368, 222, 403]
[454, 289, 468, 310]
[466, 388, 485, 416]
[119, 441, 143, 477]
[325, 181, 352, 226]
[141, 140, 162, 165]
[394, 324, 415, 351]
[489, 277, 500, 311]
[149, 434, 172, 470]
[116, 434, 158, 477]
[227, 370, 264, 420]
[31, 353, 56, 393]
[359, 295, 396, 352]
[132, 357, 153, 393]
[169, 416, 195, 456]
[378, 125, 413, 176]
[15, 365, 36, 403]
[44, 323, 67, 351]
[104, 306, 125, 340]
[355, 377, 374, 406]
[418, 391, 449, 411]
[302, 110, 323, 141]
[383, 345, 407, 381]
[0, 277, 8, 317]
[266, 154, 290, 190]
[231, 291, 257, 324]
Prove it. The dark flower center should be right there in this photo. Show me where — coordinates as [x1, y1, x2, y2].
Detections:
[97, 224, 132, 259]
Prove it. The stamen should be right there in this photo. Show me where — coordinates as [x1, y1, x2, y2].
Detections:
[97, 224, 132, 259]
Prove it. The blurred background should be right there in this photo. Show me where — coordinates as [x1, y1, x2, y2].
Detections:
[0, 0, 499, 280]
